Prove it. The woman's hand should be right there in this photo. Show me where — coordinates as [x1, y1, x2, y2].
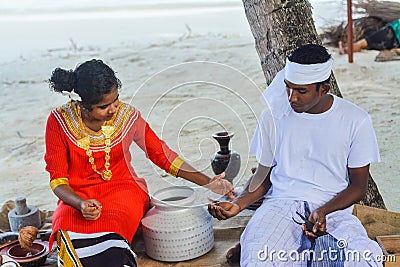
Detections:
[206, 172, 235, 200]
[208, 201, 241, 220]
[80, 199, 102, 221]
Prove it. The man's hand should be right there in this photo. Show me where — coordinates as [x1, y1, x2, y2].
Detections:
[301, 165, 370, 242]
[80, 199, 102, 221]
[206, 172, 235, 200]
[208, 201, 241, 220]
[303, 208, 327, 241]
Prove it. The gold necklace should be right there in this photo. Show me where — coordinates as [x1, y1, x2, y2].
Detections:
[76, 104, 114, 181]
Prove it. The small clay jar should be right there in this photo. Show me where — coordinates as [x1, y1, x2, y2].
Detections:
[211, 131, 241, 183]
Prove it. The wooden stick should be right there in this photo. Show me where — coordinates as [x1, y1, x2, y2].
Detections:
[347, 0, 354, 63]
[0, 239, 19, 251]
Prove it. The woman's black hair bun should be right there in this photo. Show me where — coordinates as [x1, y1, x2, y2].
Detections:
[49, 68, 76, 93]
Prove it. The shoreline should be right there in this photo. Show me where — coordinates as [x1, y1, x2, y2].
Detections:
[0, 0, 350, 62]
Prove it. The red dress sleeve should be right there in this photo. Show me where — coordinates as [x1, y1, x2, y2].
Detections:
[131, 111, 179, 172]
[44, 113, 69, 181]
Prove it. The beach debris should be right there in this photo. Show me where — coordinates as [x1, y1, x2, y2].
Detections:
[375, 48, 400, 62]
[18, 226, 38, 250]
[320, 0, 399, 46]
[320, 17, 385, 46]
[355, 0, 400, 23]
[69, 38, 79, 53]
[0, 201, 15, 232]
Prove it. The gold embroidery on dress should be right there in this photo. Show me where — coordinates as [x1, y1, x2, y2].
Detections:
[168, 157, 185, 177]
[50, 177, 69, 191]
[58, 100, 134, 145]
[77, 136, 90, 150]
[57, 100, 135, 181]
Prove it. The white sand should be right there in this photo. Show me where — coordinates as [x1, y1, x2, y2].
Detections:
[0, 1, 399, 213]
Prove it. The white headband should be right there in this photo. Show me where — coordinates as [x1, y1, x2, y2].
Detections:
[61, 89, 82, 102]
[284, 58, 333, 85]
[260, 58, 333, 118]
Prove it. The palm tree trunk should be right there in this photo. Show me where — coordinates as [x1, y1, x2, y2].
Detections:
[242, 0, 386, 209]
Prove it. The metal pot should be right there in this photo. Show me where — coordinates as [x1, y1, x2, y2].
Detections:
[141, 186, 214, 262]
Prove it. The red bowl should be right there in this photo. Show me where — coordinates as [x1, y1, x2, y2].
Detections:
[3, 241, 49, 266]
[6, 243, 45, 260]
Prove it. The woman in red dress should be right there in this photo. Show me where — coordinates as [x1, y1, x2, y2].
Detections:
[45, 59, 233, 267]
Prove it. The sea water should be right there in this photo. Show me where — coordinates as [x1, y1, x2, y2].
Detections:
[4, 0, 399, 61]
[0, 0, 352, 23]
[0, 0, 362, 61]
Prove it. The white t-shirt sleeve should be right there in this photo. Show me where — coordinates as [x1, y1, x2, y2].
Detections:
[249, 109, 276, 167]
[348, 115, 380, 168]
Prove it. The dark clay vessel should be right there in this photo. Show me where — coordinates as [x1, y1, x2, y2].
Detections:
[211, 131, 240, 183]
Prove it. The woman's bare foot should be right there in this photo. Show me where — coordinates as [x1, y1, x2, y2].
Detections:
[226, 242, 241, 265]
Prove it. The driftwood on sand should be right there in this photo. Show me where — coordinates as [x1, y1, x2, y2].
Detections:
[354, 0, 400, 23]
[320, 0, 400, 46]
[375, 48, 400, 61]
[320, 17, 386, 46]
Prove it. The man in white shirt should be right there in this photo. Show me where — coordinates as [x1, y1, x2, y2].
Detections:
[208, 44, 383, 266]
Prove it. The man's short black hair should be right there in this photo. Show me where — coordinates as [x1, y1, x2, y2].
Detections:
[288, 44, 331, 64]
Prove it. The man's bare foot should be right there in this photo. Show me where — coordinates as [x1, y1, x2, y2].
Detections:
[338, 41, 347, 55]
[226, 242, 241, 265]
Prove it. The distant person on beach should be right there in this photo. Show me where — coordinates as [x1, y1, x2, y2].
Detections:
[208, 44, 384, 266]
[44, 59, 234, 266]
[339, 18, 400, 54]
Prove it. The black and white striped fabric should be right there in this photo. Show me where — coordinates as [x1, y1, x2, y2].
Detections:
[310, 234, 345, 267]
[57, 231, 137, 267]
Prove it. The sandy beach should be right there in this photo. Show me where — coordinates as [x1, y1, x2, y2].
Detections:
[0, 0, 399, 215]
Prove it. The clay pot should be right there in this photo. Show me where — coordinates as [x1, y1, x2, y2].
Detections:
[2, 241, 49, 267]
[211, 131, 241, 183]
[141, 186, 214, 262]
